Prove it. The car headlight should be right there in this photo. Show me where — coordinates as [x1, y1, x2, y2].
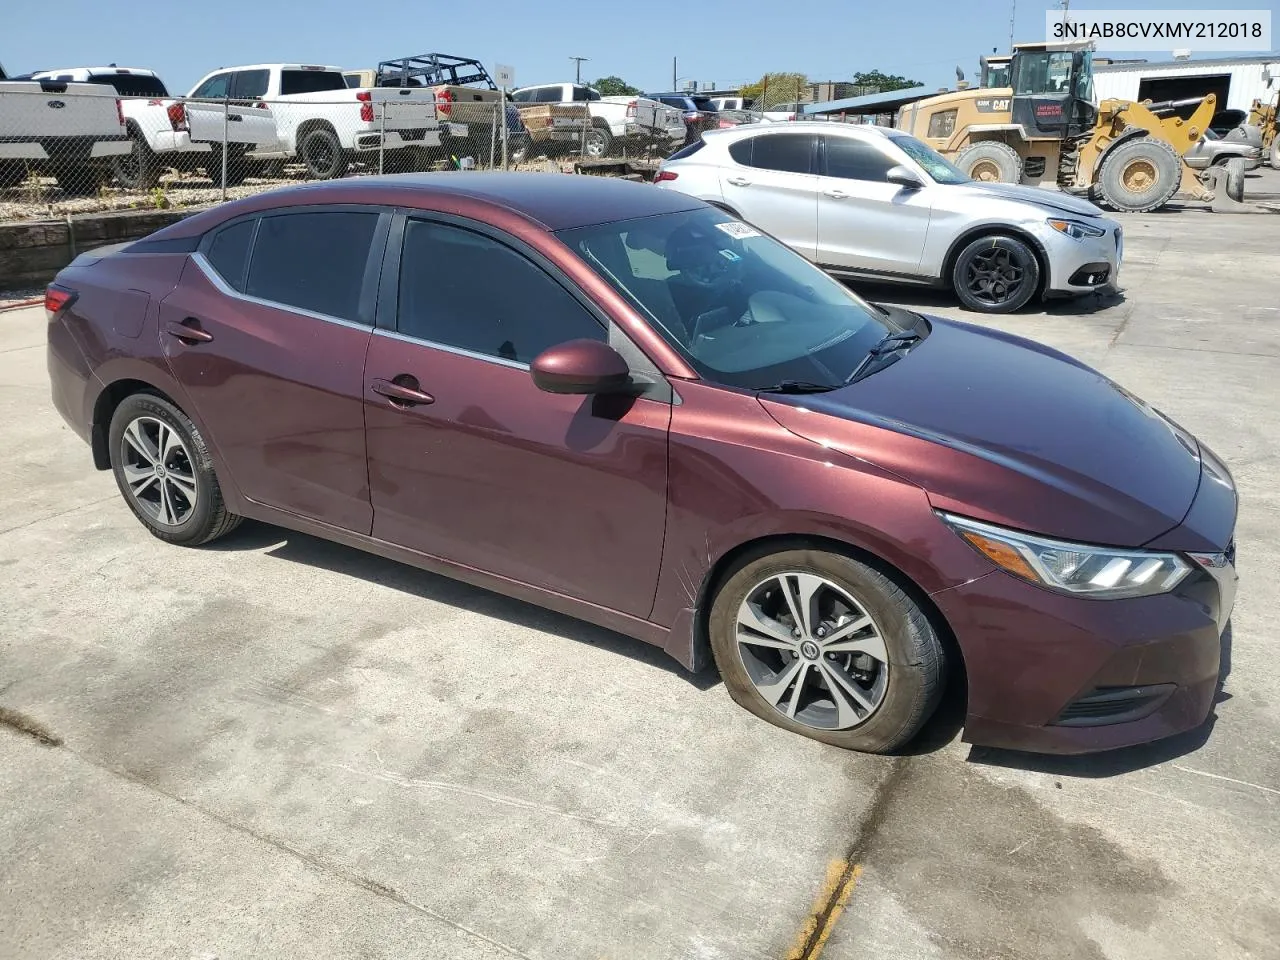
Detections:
[1047, 218, 1107, 241]
[939, 513, 1190, 599]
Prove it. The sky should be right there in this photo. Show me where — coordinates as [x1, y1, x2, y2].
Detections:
[4, 0, 1278, 96]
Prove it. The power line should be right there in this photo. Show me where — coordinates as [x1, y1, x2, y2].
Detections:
[569, 56, 589, 83]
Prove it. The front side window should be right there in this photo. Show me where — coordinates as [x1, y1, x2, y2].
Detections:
[558, 207, 901, 389]
[730, 133, 816, 174]
[397, 220, 605, 364]
[1014, 51, 1074, 95]
[824, 136, 895, 181]
[511, 88, 534, 102]
[926, 109, 957, 139]
[245, 211, 379, 321]
[191, 73, 230, 99]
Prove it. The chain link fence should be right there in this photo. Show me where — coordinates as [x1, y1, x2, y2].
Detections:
[0, 89, 684, 223]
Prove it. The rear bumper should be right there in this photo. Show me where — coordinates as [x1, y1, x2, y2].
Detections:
[47, 314, 95, 446]
[933, 562, 1235, 755]
[0, 133, 130, 163]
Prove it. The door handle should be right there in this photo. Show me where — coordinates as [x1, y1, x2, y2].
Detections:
[725, 176, 751, 186]
[163, 318, 214, 344]
[371, 376, 435, 407]
[824, 189, 851, 199]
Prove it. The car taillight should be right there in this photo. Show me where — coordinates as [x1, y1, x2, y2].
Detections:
[718, 120, 734, 129]
[255, 101, 268, 111]
[626, 100, 637, 118]
[44, 284, 77, 321]
[166, 101, 187, 131]
[542, 116, 555, 129]
[436, 89, 452, 116]
[654, 170, 678, 183]
[356, 90, 374, 123]
[115, 98, 125, 127]
[685, 111, 701, 121]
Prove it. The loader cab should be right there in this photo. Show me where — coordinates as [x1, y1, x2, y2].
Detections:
[1010, 43, 1096, 139]
[979, 56, 1011, 89]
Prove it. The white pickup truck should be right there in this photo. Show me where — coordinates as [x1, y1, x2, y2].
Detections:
[510, 83, 685, 158]
[29, 66, 277, 189]
[0, 60, 130, 194]
[188, 63, 441, 179]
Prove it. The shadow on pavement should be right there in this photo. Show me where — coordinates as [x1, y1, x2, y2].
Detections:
[205, 519, 723, 691]
[850, 281, 1126, 318]
[965, 622, 1232, 778]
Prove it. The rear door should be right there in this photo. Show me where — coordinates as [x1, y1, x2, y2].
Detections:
[159, 205, 388, 532]
[720, 131, 819, 259]
[185, 68, 277, 148]
[815, 134, 932, 276]
[362, 213, 670, 616]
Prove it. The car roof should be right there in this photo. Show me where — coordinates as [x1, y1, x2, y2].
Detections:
[160, 173, 705, 236]
[208, 63, 343, 73]
[32, 66, 161, 78]
[705, 120, 894, 141]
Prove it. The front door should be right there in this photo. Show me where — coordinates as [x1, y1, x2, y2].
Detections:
[816, 135, 932, 277]
[159, 207, 386, 532]
[720, 131, 820, 260]
[363, 215, 670, 618]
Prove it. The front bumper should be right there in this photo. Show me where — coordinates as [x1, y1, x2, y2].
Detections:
[1038, 222, 1122, 295]
[932, 557, 1236, 754]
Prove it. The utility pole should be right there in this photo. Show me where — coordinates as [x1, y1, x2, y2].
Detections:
[672, 56, 677, 90]
[570, 56, 589, 83]
[1008, 0, 1016, 52]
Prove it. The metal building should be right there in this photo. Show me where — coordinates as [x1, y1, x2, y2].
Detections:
[1092, 54, 1279, 113]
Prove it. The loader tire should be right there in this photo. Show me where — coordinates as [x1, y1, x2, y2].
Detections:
[1096, 137, 1181, 213]
[1269, 137, 1279, 171]
[954, 141, 1022, 183]
[1223, 157, 1246, 203]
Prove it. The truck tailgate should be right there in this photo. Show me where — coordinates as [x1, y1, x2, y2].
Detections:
[186, 100, 278, 149]
[364, 88, 439, 129]
[0, 81, 127, 154]
[517, 103, 588, 141]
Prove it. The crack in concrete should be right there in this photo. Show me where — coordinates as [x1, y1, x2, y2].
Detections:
[0, 705, 63, 746]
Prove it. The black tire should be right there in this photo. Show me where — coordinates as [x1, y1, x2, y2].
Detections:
[112, 130, 161, 190]
[953, 140, 1022, 183]
[299, 126, 349, 180]
[55, 164, 107, 196]
[583, 124, 612, 160]
[950, 233, 1040, 313]
[108, 393, 242, 547]
[1269, 137, 1279, 171]
[202, 145, 249, 187]
[1096, 136, 1182, 212]
[709, 547, 945, 754]
[1223, 156, 1246, 203]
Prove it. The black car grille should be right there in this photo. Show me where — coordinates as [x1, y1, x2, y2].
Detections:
[1053, 684, 1174, 727]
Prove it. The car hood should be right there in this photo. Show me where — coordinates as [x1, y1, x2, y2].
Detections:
[760, 317, 1205, 548]
[949, 181, 1106, 218]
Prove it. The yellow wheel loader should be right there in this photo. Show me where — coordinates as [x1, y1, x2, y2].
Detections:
[897, 43, 1235, 213]
[1248, 90, 1278, 169]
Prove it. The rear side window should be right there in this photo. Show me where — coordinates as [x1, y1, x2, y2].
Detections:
[245, 211, 379, 321]
[730, 134, 816, 174]
[205, 219, 256, 291]
[823, 137, 895, 182]
[535, 87, 563, 103]
[231, 69, 269, 99]
[397, 220, 605, 363]
[280, 69, 346, 95]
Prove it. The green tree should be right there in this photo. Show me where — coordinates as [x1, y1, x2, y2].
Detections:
[849, 70, 921, 93]
[740, 72, 810, 109]
[593, 76, 641, 96]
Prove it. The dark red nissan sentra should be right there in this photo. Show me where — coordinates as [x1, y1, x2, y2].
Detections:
[45, 173, 1238, 755]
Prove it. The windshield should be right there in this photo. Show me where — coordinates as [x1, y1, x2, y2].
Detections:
[557, 207, 900, 390]
[888, 133, 970, 184]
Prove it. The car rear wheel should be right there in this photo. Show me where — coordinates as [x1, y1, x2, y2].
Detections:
[108, 393, 242, 546]
[950, 234, 1040, 313]
[583, 125, 612, 159]
[299, 127, 349, 180]
[112, 131, 161, 190]
[708, 548, 945, 753]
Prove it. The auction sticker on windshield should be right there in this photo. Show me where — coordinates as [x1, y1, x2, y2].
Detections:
[716, 221, 761, 239]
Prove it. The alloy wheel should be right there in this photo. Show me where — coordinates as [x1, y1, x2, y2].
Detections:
[964, 246, 1027, 306]
[735, 572, 890, 730]
[119, 416, 199, 527]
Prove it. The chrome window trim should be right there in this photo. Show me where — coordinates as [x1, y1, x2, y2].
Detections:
[190, 252, 374, 332]
[371, 326, 530, 372]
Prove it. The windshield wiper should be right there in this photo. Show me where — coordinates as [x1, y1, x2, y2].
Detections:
[755, 380, 837, 394]
[845, 330, 923, 384]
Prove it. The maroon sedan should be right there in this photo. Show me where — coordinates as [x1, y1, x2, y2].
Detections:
[46, 173, 1238, 754]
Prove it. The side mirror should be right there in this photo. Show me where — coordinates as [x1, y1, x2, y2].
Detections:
[530, 339, 631, 395]
[886, 165, 925, 189]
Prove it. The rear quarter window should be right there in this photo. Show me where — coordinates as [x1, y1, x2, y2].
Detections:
[280, 69, 347, 95]
[204, 219, 256, 291]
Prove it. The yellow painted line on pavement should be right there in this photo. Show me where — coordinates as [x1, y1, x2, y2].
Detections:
[785, 859, 864, 960]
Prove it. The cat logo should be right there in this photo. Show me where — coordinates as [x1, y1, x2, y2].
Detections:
[975, 98, 1011, 113]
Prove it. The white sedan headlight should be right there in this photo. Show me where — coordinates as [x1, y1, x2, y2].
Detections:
[1047, 218, 1107, 241]
[940, 513, 1190, 599]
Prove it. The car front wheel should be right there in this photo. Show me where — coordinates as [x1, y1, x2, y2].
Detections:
[708, 548, 945, 753]
[108, 393, 242, 546]
[950, 234, 1040, 313]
